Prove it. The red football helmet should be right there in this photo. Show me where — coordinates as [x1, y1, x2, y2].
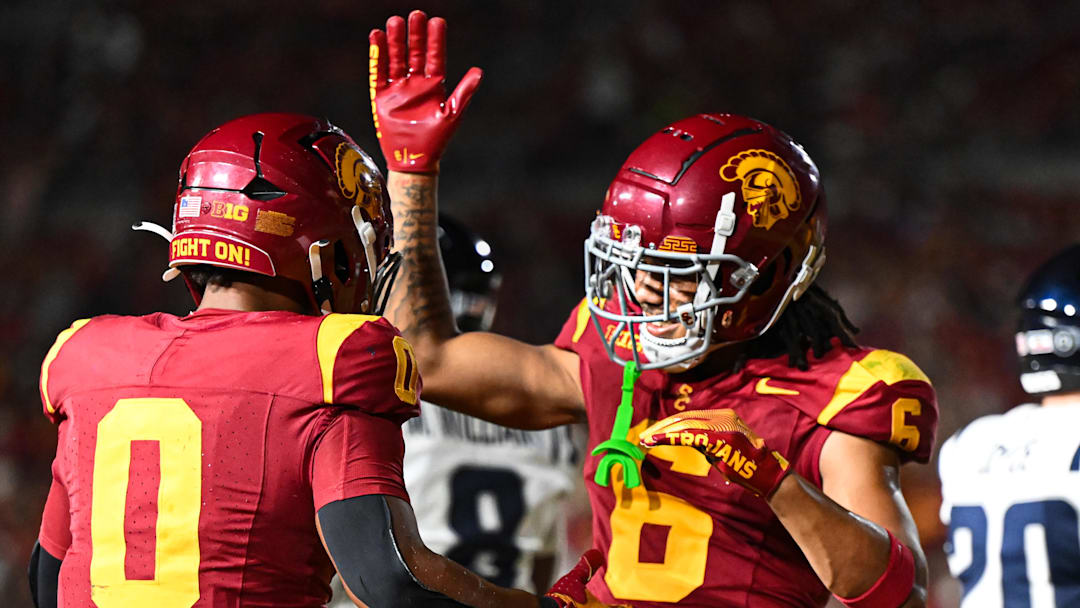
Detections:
[135, 113, 399, 314]
[584, 113, 826, 371]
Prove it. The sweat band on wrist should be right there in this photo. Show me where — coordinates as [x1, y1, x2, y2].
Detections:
[835, 530, 915, 608]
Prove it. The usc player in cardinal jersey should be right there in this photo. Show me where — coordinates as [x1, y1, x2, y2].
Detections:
[29, 113, 600, 608]
[370, 10, 936, 608]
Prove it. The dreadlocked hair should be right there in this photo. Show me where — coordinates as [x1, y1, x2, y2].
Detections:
[735, 284, 860, 372]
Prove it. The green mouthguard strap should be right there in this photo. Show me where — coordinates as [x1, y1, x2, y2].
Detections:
[591, 360, 645, 488]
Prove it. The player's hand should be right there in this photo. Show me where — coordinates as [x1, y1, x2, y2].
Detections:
[368, 10, 482, 173]
[542, 549, 612, 607]
[639, 409, 790, 498]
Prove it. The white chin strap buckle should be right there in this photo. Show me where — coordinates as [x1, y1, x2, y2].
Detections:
[352, 207, 378, 287]
[308, 240, 334, 315]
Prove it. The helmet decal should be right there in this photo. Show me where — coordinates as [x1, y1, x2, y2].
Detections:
[335, 142, 384, 222]
[658, 235, 698, 253]
[253, 209, 296, 237]
[720, 149, 802, 230]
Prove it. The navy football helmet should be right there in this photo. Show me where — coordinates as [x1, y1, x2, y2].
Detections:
[1016, 244, 1080, 395]
[438, 215, 500, 332]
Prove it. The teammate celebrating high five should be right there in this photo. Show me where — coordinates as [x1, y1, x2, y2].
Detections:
[371, 10, 937, 608]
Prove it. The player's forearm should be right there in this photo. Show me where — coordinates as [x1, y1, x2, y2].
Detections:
[385, 171, 459, 355]
[768, 474, 927, 605]
[321, 496, 544, 608]
[404, 546, 542, 608]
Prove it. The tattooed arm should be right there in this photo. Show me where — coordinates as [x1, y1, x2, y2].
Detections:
[386, 171, 585, 429]
[369, 12, 585, 429]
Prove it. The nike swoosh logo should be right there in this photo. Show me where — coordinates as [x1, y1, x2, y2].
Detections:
[755, 378, 799, 396]
[407, 152, 425, 160]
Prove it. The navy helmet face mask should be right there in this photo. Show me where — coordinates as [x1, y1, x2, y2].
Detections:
[1016, 244, 1080, 395]
[438, 215, 500, 332]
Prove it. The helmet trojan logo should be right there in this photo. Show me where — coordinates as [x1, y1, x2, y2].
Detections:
[335, 142, 384, 221]
[720, 149, 802, 230]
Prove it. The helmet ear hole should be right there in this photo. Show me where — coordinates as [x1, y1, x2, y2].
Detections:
[749, 254, 783, 297]
[748, 247, 795, 297]
[333, 240, 351, 284]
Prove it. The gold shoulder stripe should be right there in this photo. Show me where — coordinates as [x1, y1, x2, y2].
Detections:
[571, 298, 593, 343]
[317, 314, 380, 404]
[857, 349, 930, 385]
[41, 319, 91, 414]
[816, 350, 931, 426]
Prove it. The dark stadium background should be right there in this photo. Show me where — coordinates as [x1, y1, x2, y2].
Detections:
[3, 1, 1080, 605]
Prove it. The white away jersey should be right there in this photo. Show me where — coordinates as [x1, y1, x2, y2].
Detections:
[402, 400, 583, 591]
[939, 403, 1080, 607]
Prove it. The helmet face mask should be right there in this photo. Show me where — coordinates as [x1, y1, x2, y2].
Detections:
[138, 113, 398, 316]
[582, 114, 826, 372]
[585, 214, 761, 371]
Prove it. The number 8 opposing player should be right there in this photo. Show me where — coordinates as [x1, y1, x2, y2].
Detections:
[373, 10, 938, 608]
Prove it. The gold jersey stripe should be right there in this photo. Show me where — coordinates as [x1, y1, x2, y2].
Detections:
[316, 314, 380, 404]
[816, 349, 931, 426]
[41, 318, 91, 414]
[571, 298, 592, 343]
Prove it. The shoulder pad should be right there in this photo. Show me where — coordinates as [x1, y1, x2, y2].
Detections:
[816, 349, 931, 425]
[40, 318, 93, 421]
[316, 314, 420, 420]
[815, 349, 938, 463]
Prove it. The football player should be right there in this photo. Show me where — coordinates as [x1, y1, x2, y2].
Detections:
[328, 216, 584, 606]
[939, 245, 1080, 606]
[369, 10, 937, 608]
[28, 113, 601, 608]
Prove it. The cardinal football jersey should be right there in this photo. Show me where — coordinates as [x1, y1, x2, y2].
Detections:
[554, 298, 938, 607]
[939, 403, 1080, 607]
[37, 309, 421, 608]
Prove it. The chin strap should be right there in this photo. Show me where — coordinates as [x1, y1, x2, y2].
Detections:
[132, 222, 183, 281]
[693, 192, 737, 312]
[352, 207, 379, 287]
[591, 361, 645, 489]
[308, 240, 334, 315]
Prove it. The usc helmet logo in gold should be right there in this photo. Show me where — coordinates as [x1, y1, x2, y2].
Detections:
[335, 142, 384, 222]
[720, 149, 802, 230]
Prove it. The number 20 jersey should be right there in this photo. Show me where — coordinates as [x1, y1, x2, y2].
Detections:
[37, 309, 420, 608]
[939, 403, 1080, 607]
[554, 299, 938, 607]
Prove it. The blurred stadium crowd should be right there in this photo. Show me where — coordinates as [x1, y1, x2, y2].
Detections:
[2, 1, 1080, 605]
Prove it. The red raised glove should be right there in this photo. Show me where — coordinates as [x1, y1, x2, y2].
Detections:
[639, 409, 790, 498]
[543, 550, 610, 608]
[368, 10, 482, 173]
